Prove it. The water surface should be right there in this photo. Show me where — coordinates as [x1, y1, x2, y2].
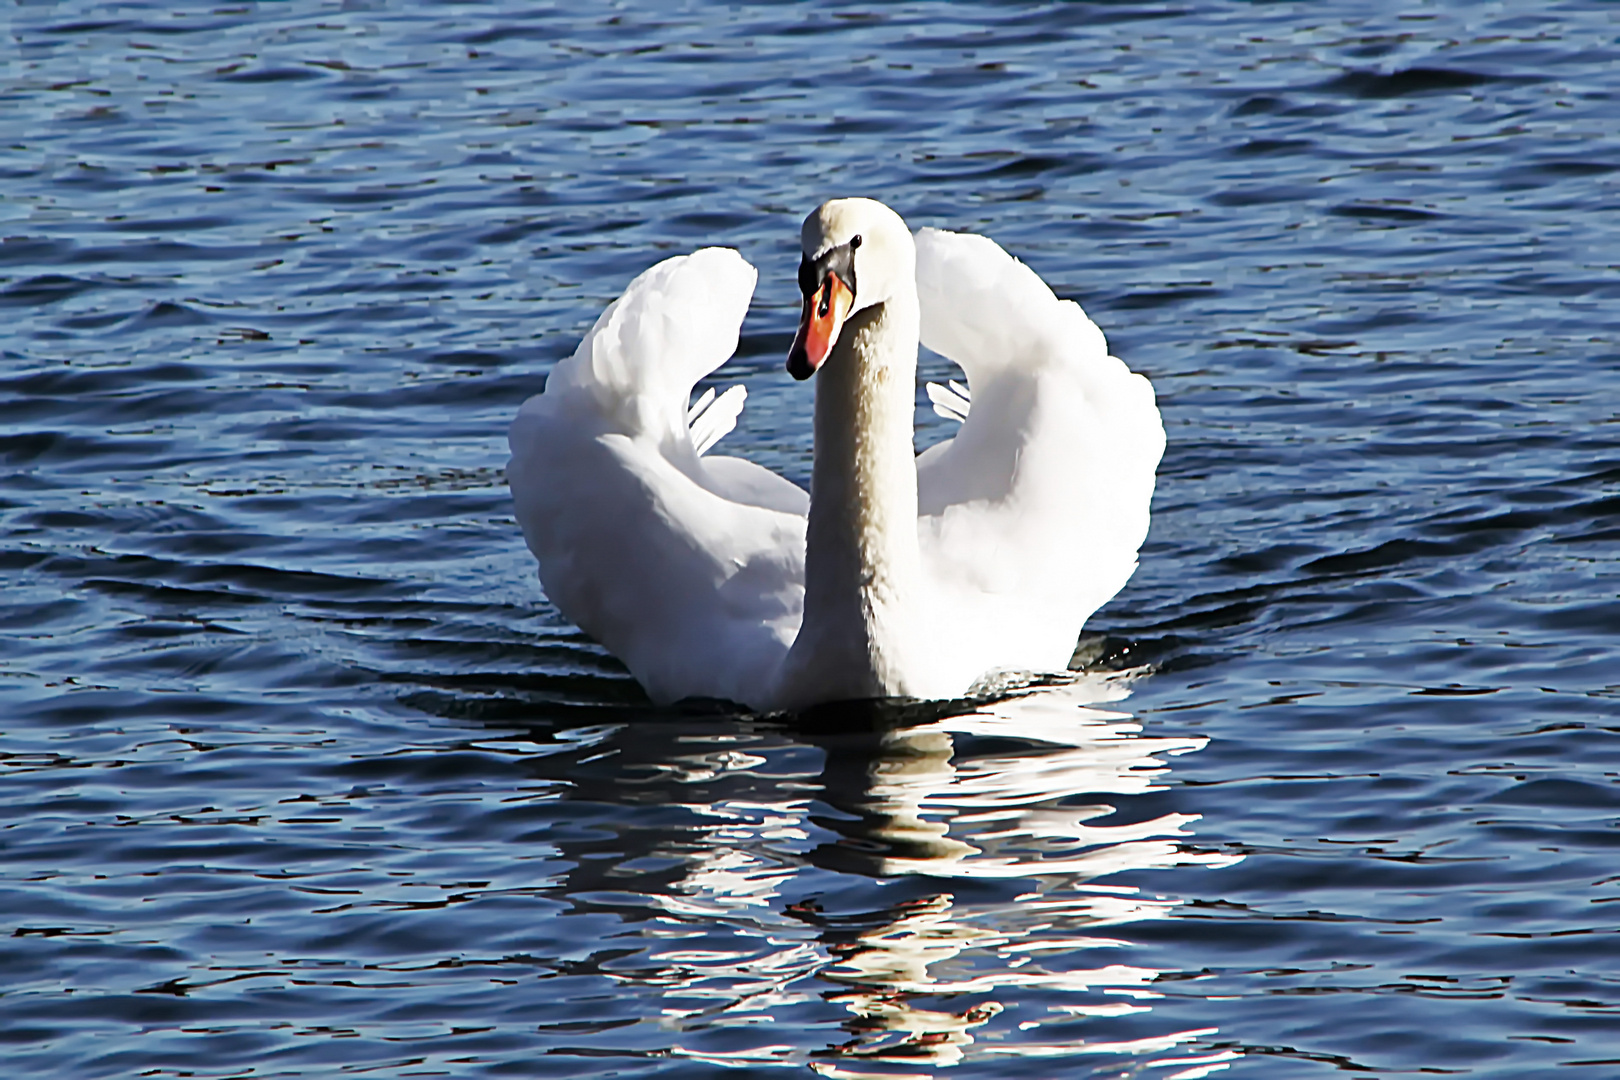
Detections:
[3, 1, 1619, 1076]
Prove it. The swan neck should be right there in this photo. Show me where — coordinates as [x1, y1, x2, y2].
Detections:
[782, 293, 924, 702]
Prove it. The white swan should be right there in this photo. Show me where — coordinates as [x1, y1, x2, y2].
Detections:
[508, 198, 1163, 711]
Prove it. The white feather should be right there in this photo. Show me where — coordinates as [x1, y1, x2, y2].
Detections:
[926, 379, 972, 423]
[913, 226, 1164, 680]
[508, 214, 1163, 710]
[687, 383, 747, 456]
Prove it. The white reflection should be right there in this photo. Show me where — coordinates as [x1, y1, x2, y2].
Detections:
[649, 671, 1242, 1075]
[809, 676, 1234, 880]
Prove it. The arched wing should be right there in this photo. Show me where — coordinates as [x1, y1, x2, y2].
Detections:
[913, 228, 1165, 674]
[508, 248, 806, 707]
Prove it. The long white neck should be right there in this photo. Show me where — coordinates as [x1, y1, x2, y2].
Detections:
[776, 291, 926, 707]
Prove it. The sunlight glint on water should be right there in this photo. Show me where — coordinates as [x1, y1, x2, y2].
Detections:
[2, 1, 1617, 1076]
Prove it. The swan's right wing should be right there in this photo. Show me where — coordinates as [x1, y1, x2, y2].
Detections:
[687, 384, 746, 456]
[913, 228, 1165, 675]
[508, 249, 806, 708]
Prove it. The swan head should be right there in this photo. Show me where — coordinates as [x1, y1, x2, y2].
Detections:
[787, 198, 915, 380]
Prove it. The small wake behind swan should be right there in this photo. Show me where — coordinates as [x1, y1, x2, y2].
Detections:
[508, 198, 1164, 711]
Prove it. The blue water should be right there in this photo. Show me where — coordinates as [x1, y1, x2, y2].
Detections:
[4, 1, 1618, 1076]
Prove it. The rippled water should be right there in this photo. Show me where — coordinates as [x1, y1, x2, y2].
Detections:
[4, 1, 1619, 1076]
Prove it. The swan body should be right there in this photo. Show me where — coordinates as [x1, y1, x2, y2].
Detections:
[508, 199, 1163, 711]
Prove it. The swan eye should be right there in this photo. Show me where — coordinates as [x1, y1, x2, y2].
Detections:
[850, 234, 862, 250]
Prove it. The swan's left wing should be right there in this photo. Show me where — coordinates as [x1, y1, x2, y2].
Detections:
[913, 228, 1165, 676]
[508, 248, 806, 708]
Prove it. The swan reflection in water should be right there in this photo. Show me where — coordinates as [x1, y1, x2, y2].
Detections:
[638, 672, 1243, 1077]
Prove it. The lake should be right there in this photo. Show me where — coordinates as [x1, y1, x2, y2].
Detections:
[3, 1, 1618, 1076]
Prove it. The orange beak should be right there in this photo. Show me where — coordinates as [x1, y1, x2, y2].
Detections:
[787, 271, 854, 380]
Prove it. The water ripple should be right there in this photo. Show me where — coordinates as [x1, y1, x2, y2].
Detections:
[3, 0, 1619, 1076]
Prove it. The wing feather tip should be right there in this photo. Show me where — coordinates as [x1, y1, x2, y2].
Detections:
[689, 382, 748, 455]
